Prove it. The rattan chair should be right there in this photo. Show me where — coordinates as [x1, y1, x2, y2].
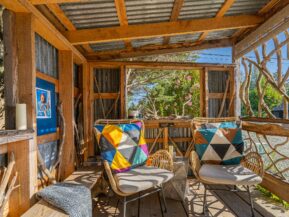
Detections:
[94, 119, 174, 217]
[189, 117, 264, 217]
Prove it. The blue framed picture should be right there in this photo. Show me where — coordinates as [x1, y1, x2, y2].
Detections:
[36, 78, 57, 136]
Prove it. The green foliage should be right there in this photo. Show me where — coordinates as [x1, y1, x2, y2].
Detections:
[256, 185, 289, 209]
[127, 52, 200, 119]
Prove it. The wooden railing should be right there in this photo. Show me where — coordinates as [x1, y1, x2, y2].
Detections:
[144, 118, 289, 202]
[241, 118, 289, 202]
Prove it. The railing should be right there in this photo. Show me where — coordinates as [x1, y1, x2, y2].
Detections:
[143, 118, 289, 202]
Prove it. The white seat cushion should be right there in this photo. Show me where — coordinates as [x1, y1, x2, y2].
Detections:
[199, 164, 262, 185]
[114, 166, 174, 194]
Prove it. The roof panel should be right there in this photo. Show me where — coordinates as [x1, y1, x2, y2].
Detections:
[205, 29, 237, 40]
[169, 33, 201, 44]
[179, 0, 225, 20]
[90, 41, 126, 52]
[225, 0, 270, 16]
[125, 0, 174, 24]
[60, 0, 119, 29]
[132, 37, 164, 48]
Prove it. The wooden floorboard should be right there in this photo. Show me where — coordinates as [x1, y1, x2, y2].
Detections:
[93, 178, 289, 217]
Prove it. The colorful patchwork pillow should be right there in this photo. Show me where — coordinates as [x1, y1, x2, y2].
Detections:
[194, 121, 244, 165]
[94, 122, 149, 173]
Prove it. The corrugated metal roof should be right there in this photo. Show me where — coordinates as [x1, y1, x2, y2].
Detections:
[60, 0, 119, 29]
[132, 37, 164, 48]
[169, 33, 201, 44]
[205, 29, 237, 40]
[179, 0, 225, 20]
[225, 0, 269, 16]
[125, 0, 174, 25]
[90, 41, 126, 52]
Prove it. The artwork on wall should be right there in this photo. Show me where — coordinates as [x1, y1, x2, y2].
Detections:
[36, 78, 57, 136]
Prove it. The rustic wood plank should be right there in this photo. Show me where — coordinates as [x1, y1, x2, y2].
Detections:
[58, 50, 75, 180]
[64, 15, 263, 45]
[37, 130, 59, 144]
[8, 139, 36, 217]
[92, 93, 119, 100]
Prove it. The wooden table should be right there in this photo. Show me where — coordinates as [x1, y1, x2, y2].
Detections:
[163, 157, 189, 201]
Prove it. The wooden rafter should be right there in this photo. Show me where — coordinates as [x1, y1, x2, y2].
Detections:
[46, 3, 94, 53]
[46, 3, 76, 30]
[163, 0, 184, 44]
[30, 0, 89, 4]
[198, 0, 235, 42]
[85, 38, 233, 60]
[114, 0, 132, 49]
[64, 15, 263, 45]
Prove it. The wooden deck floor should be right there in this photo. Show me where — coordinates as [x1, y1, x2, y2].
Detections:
[93, 178, 289, 217]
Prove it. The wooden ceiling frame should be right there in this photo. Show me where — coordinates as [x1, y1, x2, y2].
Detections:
[63, 15, 264, 45]
[46, 3, 94, 53]
[85, 38, 233, 60]
[30, 0, 89, 4]
[163, 0, 185, 45]
[114, 0, 132, 49]
[197, 0, 236, 42]
[233, 0, 282, 42]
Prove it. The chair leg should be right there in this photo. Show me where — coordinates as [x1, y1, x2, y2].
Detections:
[203, 184, 207, 214]
[180, 200, 189, 217]
[138, 193, 141, 217]
[114, 199, 120, 217]
[157, 191, 165, 217]
[160, 186, 168, 213]
[247, 186, 255, 217]
[123, 197, 127, 217]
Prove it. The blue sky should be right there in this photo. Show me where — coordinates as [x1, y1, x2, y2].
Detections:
[195, 47, 232, 64]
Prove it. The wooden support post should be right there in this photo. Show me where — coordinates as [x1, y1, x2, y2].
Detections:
[204, 67, 209, 117]
[82, 62, 90, 160]
[88, 64, 94, 156]
[163, 127, 169, 151]
[3, 10, 17, 129]
[232, 45, 241, 117]
[59, 50, 75, 180]
[120, 65, 126, 118]
[4, 12, 38, 216]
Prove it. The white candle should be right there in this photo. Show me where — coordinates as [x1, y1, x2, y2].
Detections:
[16, 104, 27, 130]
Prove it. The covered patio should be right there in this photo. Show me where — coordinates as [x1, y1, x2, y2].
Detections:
[0, 0, 289, 217]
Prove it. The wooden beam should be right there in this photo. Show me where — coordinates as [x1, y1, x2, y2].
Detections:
[1, 0, 86, 63]
[64, 15, 263, 45]
[86, 38, 233, 60]
[92, 93, 119, 100]
[261, 173, 289, 203]
[82, 63, 90, 159]
[89, 61, 235, 71]
[58, 50, 75, 180]
[163, 0, 184, 44]
[198, 0, 235, 42]
[46, 3, 76, 30]
[30, 0, 89, 4]
[233, 0, 283, 44]
[114, 0, 132, 49]
[235, 4, 289, 58]
[3, 10, 17, 129]
[258, 0, 281, 15]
